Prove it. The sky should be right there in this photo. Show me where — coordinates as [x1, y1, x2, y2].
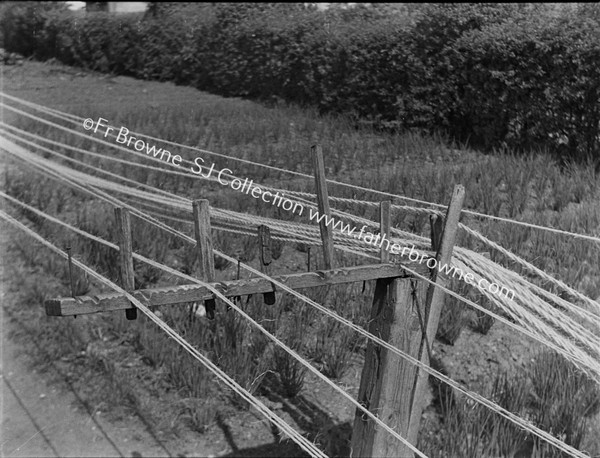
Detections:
[66, 2, 85, 10]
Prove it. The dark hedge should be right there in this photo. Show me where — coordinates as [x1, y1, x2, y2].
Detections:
[2, 2, 598, 161]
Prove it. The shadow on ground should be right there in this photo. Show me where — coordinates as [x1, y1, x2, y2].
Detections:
[218, 374, 353, 457]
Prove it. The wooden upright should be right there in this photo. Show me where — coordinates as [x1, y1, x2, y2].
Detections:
[351, 276, 427, 456]
[380, 200, 391, 263]
[407, 185, 465, 445]
[257, 225, 272, 276]
[192, 199, 215, 283]
[258, 225, 276, 305]
[311, 144, 335, 270]
[193, 199, 216, 318]
[351, 185, 464, 457]
[115, 207, 137, 320]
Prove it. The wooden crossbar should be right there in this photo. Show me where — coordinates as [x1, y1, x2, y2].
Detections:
[45, 261, 431, 317]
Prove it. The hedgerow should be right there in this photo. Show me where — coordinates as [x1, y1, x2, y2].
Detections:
[2, 2, 598, 162]
[455, 14, 600, 160]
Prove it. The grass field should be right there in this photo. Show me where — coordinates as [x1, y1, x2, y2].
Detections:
[2, 60, 600, 456]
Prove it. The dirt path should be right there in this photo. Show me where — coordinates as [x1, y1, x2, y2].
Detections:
[0, 170, 175, 457]
[1, 316, 172, 458]
[0, 154, 173, 458]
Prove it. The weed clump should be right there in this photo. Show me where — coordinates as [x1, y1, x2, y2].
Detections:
[420, 350, 600, 457]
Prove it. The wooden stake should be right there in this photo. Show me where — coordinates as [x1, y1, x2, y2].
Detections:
[351, 277, 428, 457]
[66, 244, 75, 297]
[258, 225, 276, 305]
[114, 207, 136, 320]
[406, 184, 465, 445]
[311, 144, 335, 270]
[380, 200, 391, 263]
[192, 200, 215, 283]
[193, 199, 216, 318]
[258, 225, 272, 275]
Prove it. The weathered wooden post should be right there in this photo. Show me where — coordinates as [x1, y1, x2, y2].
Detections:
[351, 185, 464, 457]
[258, 225, 272, 276]
[258, 224, 276, 305]
[351, 276, 427, 457]
[311, 144, 335, 270]
[407, 185, 465, 445]
[65, 243, 75, 297]
[193, 199, 216, 319]
[380, 200, 391, 264]
[114, 207, 137, 320]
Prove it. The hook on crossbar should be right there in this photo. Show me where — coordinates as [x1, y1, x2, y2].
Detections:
[204, 298, 216, 320]
[263, 288, 276, 305]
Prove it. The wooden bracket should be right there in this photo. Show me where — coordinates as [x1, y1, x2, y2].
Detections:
[45, 263, 431, 317]
[430, 213, 444, 252]
[258, 225, 276, 305]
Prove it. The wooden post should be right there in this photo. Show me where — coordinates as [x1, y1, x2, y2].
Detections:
[258, 225, 276, 305]
[350, 185, 464, 456]
[311, 144, 335, 270]
[65, 244, 75, 297]
[406, 185, 465, 445]
[258, 225, 272, 275]
[430, 214, 444, 251]
[351, 277, 428, 457]
[114, 207, 136, 320]
[193, 199, 216, 318]
[192, 200, 215, 282]
[380, 200, 391, 263]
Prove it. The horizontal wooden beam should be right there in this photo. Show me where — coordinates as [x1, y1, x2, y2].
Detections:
[45, 261, 431, 317]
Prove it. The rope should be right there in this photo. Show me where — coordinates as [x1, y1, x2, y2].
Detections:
[3, 93, 600, 243]
[0, 210, 328, 458]
[0, 103, 308, 206]
[134, 213, 595, 458]
[3, 189, 590, 457]
[0, 128, 390, 260]
[0, 144, 428, 457]
[1, 158, 592, 457]
[459, 223, 600, 315]
[5, 138, 600, 348]
[7, 118, 595, 317]
[3, 121, 598, 455]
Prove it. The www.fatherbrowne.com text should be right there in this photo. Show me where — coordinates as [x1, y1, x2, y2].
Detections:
[83, 116, 515, 301]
